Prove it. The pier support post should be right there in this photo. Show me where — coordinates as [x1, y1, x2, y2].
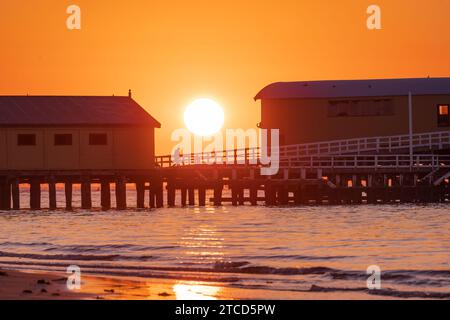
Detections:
[30, 179, 41, 210]
[231, 184, 238, 206]
[11, 179, 20, 210]
[155, 181, 164, 208]
[0, 178, 11, 210]
[167, 183, 176, 207]
[180, 187, 187, 207]
[198, 186, 206, 206]
[81, 177, 92, 210]
[213, 184, 222, 206]
[65, 181, 73, 210]
[250, 184, 258, 206]
[188, 188, 195, 206]
[101, 180, 111, 210]
[149, 182, 156, 209]
[115, 176, 127, 210]
[48, 177, 57, 210]
[294, 184, 302, 205]
[136, 180, 146, 209]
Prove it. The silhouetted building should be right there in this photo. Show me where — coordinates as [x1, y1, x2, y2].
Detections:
[0, 95, 160, 170]
[255, 78, 450, 145]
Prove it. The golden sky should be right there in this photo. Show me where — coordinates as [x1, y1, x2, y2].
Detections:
[1, 0, 450, 153]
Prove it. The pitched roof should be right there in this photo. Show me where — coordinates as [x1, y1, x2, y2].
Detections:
[0, 96, 161, 127]
[254, 77, 450, 100]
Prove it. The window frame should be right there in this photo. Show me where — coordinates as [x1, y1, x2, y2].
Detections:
[88, 133, 108, 146]
[54, 133, 73, 146]
[437, 104, 450, 127]
[17, 134, 36, 146]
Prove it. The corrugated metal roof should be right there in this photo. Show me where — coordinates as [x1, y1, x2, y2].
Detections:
[0, 96, 161, 127]
[254, 77, 450, 100]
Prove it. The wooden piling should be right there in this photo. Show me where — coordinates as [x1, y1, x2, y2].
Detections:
[198, 187, 206, 206]
[213, 185, 222, 206]
[136, 180, 145, 209]
[81, 177, 92, 210]
[115, 177, 127, 210]
[155, 181, 164, 208]
[167, 183, 176, 207]
[188, 188, 195, 206]
[30, 179, 41, 210]
[11, 179, 20, 210]
[101, 180, 111, 210]
[48, 177, 57, 210]
[65, 181, 73, 210]
[0, 178, 11, 210]
[250, 184, 258, 206]
[180, 187, 187, 207]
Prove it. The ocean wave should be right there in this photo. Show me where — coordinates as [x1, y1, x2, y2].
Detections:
[307, 285, 450, 299]
[0, 251, 155, 262]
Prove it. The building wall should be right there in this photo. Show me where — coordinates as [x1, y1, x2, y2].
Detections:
[0, 126, 156, 170]
[260, 94, 450, 145]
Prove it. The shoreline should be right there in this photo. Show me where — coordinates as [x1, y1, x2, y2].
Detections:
[0, 268, 405, 300]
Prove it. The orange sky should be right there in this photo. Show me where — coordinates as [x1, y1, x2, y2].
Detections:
[1, 0, 450, 154]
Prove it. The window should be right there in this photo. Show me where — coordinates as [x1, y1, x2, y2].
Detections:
[54, 134, 73, 146]
[328, 99, 394, 117]
[17, 134, 36, 146]
[437, 104, 450, 127]
[89, 133, 108, 145]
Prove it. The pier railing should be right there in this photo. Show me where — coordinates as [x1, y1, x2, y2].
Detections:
[280, 130, 450, 156]
[156, 152, 450, 171]
[279, 154, 450, 170]
[155, 131, 450, 168]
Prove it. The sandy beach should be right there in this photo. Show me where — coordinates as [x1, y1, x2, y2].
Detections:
[1, 268, 402, 300]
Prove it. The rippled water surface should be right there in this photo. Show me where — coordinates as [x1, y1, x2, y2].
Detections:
[1, 188, 450, 299]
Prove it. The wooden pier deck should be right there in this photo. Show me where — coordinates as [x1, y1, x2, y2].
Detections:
[1, 152, 450, 210]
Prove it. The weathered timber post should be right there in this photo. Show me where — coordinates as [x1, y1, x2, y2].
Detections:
[65, 181, 73, 210]
[181, 187, 187, 207]
[101, 180, 111, 210]
[213, 183, 223, 206]
[265, 181, 275, 206]
[155, 181, 164, 208]
[294, 184, 302, 205]
[11, 178, 20, 210]
[115, 176, 127, 210]
[48, 177, 57, 210]
[167, 182, 176, 207]
[81, 176, 92, 210]
[136, 180, 146, 209]
[250, 182, 258, 206]
[198, 186, 206, 206]
[188, 188, 195, 206]
[0, 178, 11, 210]
[238, 185, 245, 205]
[30, 179, 41, 210]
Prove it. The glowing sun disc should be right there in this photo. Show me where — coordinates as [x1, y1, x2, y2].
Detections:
[184, 98, 224, 136]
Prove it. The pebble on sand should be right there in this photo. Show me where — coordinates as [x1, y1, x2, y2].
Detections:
[158, 292, 171, 297]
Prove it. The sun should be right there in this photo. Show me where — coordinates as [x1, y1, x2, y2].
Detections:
[184, 98, 225, 136]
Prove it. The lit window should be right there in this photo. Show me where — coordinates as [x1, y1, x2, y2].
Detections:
[437, 104, 450, 127]
[439, 105, 449, 115]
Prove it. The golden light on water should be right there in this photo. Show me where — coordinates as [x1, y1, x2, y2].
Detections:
[173, 282, 221, 300]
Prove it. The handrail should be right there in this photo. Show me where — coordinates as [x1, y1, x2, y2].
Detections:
[155, 130, 450, 168]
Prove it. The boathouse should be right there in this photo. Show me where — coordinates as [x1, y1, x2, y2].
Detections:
[255, 78, 450, 146]
[0, 94, 161, 170]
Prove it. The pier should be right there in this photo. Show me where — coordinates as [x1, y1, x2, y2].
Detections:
[2, 131, 450, 210]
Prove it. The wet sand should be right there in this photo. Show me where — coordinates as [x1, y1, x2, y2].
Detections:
[0, 268, 401, 300]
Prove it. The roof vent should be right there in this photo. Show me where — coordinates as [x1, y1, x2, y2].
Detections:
[128, 89, 132, 98]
